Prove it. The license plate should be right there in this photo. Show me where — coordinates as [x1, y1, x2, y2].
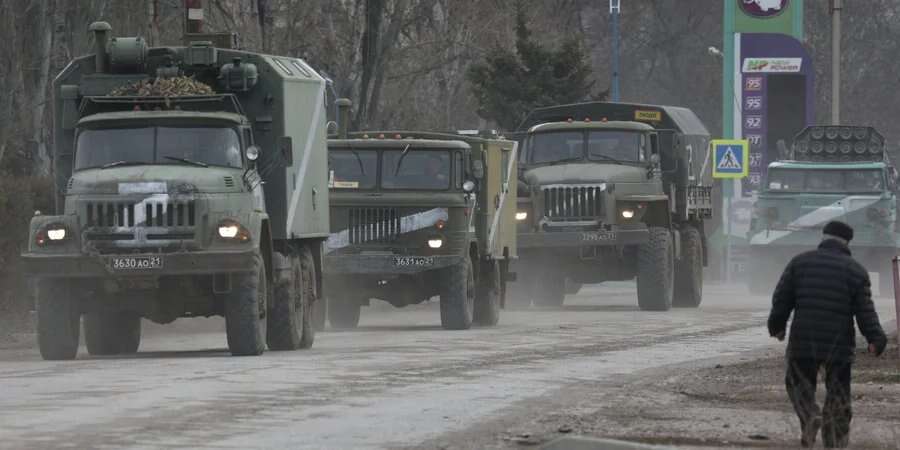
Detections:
[581, 231, 616, 242]
[392, 256, 435, 267]
[110, 256, 163, 271]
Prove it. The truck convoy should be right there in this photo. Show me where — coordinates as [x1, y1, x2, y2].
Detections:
[511, 102, 713, 311]
[747, 125, 898, 295]
[22, 22, 330, 359]
[323, 107, 518, 330]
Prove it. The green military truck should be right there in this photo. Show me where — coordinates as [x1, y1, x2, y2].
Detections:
[21, 22, 330, 359]
[511, 102, 713, 311]
[323, 109, 518, 329]
[747, 125, 899, 295]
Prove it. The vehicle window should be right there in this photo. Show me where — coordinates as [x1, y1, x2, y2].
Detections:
[328, 150, 377, 189]
[529, 131, 583, 164]
[767, 169, 884, 193]
[75, 127, 155, 169]
[74, 126, 243, 170]
[382, 150, 451, 190]
[157, 127, 242, 168]
[455, 151, 464, 188]
[587, 131, 643, 162]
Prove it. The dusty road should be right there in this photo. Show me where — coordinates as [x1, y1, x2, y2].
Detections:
[0, 283, 894, 449]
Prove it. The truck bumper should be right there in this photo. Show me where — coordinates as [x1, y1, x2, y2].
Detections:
[325, 254, 463, 275]
[518, 227, 649, 249]
[21, 249, 258, 278]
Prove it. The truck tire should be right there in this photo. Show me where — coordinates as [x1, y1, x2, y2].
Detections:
[298, 247, 317, 349]
[440, 256, 474, 330]
[328, 296, 361, 329]
[267, 251, 303, 350]
[84, 311, 142, 355]
[36, 279, 80, 360]
[313, 295, 327, 331]
[474, 260, 501, 326]
[637, 227, 674, 311]
[534, 272, 565, 307]
[225, 253, 267, 356]
[674, 225, 703, 308]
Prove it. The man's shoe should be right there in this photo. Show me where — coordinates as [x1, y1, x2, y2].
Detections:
[801, 416, 822, 448]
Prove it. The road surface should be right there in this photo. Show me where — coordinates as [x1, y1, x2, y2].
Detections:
[0, 283, 892, 449]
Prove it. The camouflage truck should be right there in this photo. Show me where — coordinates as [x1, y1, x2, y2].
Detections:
[747, 125, 899, 295]
[512, 102, 713, 311]
[21, 21, 330, 359]
[323, 108, 517, 329]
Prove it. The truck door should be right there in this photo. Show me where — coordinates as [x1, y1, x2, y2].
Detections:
[485, 140, 518, 259]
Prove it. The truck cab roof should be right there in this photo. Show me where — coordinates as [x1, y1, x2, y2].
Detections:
[328, 138, 471, 151]
[528, 121, 655, 134]
[768, 160, 887, 170]
[77, 110, 247, 127]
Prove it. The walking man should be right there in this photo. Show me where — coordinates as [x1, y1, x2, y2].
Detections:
[768, 220, 887, 448]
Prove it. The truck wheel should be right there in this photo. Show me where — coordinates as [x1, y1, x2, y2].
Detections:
[674, 225, 703, 308]
[313, 295, 327, 331]
[267, 251, 302, 350]
[84, 311, 142, 355]
[534, 272, 565, 307]
[440, 256, 474, 330]
[474, 260, 501, 326]
[225, 253, 267, 356]
[298, 247, 317, 349]
[36, 279, 80, 360]
[637, 227, 674, 311]
[328, 296, 361, 329]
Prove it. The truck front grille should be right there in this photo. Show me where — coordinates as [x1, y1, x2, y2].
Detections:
[349, 208, 401, 244]
[542, 185, 604, 221]
[85, 200, 196, 228]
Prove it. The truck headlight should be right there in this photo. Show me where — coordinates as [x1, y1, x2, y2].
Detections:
[217, 220, 251, 242]
[46, 227, 67, 241]
[428, 238, 443, 249]
[621, 209, 635, 219]
[515, 211, 528, 221]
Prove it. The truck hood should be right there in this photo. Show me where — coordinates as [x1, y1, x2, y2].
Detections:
[67, 166, 245, 195]
[523, 163, 647, 186]
[750, 193, 895, 246]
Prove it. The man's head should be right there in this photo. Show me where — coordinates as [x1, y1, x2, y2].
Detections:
[823, 220, 854, 245]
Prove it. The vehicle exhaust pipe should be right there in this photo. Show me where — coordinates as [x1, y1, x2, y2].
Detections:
[88, 21, 112, 73]
[336, 98, 353, 139]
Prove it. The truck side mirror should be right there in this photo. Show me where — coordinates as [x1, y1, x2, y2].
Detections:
[279, 136, 293, 166]
[472, 159, 485, 180]
[649, 133, 660, 157]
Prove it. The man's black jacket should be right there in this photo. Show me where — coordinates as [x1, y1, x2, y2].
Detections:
[768, 239, 887, 361]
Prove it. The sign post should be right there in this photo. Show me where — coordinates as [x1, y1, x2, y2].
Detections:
[894, 257, 900, 355]
[712, 139, 749, 280]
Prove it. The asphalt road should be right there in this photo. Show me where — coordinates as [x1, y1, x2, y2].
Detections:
[0, 282, 893, 449]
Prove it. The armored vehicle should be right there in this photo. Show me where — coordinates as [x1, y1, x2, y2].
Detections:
[323, 111, 517, 329]
[21, 21, 330, 359]
[747, 125, 899, 295]
[512, 102, 713, 310]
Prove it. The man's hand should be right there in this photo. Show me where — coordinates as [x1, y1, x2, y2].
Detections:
[869, 342, 885, 357]
[773, 331, 785, 342]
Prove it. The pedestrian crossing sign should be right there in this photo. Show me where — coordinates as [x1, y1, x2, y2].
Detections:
[712, 139, 749, 179]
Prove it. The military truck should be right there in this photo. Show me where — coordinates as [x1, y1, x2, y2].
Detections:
[323, 107, 517, 329]
[747, 125, 899, 295]
[21, 21, 330, 359]
[511, 102, 713, 311]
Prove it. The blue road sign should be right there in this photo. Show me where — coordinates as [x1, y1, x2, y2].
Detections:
[712, 139, 749, 179]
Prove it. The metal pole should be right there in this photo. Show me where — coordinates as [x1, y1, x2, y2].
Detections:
[830, 0, 842, 125]
[610, 0, 621, 102]
[185, 0, 203, 34]
[893, 257, 899, 355]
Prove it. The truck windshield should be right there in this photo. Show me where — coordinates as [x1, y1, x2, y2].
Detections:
[529, 130, 644, 164]
[75, 126, 243, 170]
[329, 150, 377, 189]
[382, 150, 451, 190]
[767, 168, 884, 193]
